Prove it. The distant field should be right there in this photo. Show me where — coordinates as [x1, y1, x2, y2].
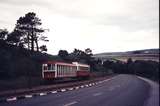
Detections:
[110, 55, 159, 62]
[93, 49, 159, 62]
[93, 55, 159, 62]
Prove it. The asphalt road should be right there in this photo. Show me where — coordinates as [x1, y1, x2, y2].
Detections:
[0, 75, 158, 106]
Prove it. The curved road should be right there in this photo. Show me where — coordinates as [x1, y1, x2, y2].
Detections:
[0, 75, 159, 106]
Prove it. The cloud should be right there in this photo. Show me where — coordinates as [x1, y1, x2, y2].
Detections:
[0, 0, 159, 54]
[0, 0, 51, 6]
[42, 0, 159, 34]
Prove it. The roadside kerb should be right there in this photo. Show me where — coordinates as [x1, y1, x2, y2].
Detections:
[0, 75, 115, 103]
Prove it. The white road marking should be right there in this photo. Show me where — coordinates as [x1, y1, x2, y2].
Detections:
[25, 95, 32, 98]
[104, 79, 110, 82]
[93, 92, 103, 96]
[51, 91, 57, 93]
[40, 93, 47, 96]
[4, 77, 116, 103]
[63, 101, 78, 106]
[68, 88, 74, 91]
[85, 84, 89, 87]
[103, 77, 115, 82]
[7, 97, 17, 101]
[5, 77, 116, 103]
[80, 85, 84, 88]
[61, 89, 66, 92]
[75, 87, 79, 89]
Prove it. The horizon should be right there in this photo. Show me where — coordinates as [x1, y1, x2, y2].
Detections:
[48, 48, 159, 56]
[0, 0, 159, 55]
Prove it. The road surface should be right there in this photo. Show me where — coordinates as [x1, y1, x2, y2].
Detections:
[0, 75, 159, 106]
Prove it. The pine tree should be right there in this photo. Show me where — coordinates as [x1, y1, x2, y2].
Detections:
[15, 12, 48, 51]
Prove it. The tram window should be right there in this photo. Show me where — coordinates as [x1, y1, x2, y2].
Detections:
[47, 64, 52, 70]
[79, 67, 89, 71]
[65, 66, 66, 71]
[57, 65, 60, 76]
[43, 64, 47, 70]
[52, 64, 55, 70]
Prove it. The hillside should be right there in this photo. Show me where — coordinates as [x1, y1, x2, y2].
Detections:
[0, 42, 63, 79]
[93, 49, 159, 62]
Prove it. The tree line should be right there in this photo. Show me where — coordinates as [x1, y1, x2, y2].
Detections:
[102, 58, 159, 81]
[58, 48, 100, 71]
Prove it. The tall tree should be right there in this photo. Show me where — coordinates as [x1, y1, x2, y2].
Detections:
[15, 12, 48, 51]
[68, 48, 93, 63]
[58, 50, 69, 59]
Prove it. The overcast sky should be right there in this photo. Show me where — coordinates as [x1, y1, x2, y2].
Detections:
[0, 0, 159, 54]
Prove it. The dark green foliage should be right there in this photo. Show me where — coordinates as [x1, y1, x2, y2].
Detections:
[132, 60, 159, 80]
[103, 60, 114, 69]
[126, 58, 134, 74]
[6, 29, 23, 46]
[103, 58, 159, 81]
[0, 29, 8, 41]
[0, 42, 60, 80]
[85, 48, 93, 56]
[0, 29, 8, 46]
[69, 48, 93, 63]
[132, 51, 142, 54]
[58, 50, 69, 60]
[40, 45, 47, 52]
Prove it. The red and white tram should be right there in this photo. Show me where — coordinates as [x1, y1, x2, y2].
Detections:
[42, 61, 90, 79]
